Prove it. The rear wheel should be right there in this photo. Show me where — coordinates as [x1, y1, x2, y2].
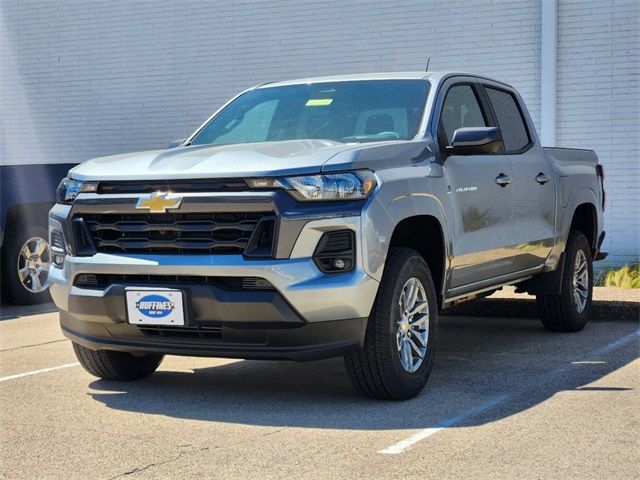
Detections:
[344, 248, 438, 400]
[536, 230, 593, 332]
[73, 342, 163, 381]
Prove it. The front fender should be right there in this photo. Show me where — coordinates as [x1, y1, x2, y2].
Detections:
[361, 168, 449, 281]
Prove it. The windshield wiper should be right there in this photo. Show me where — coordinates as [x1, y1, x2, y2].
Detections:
[340, 133, 401, 143]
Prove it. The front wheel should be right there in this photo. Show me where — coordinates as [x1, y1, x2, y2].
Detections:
[73, 343, 163, 381]
[536, 230, 593, 332]
[344, 248, 438, 400]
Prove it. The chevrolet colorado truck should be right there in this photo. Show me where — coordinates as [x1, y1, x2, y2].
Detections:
[49, 72, 607, 400]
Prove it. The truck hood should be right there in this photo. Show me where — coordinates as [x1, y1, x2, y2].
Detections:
[69, 140, 359, 181]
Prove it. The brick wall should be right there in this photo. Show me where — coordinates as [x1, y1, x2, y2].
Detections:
[557, 0, 639, 265]
[1, 0, 637, 264]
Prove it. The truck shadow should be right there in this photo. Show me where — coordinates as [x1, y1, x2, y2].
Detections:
[0, 302, 58, 321]
[88, 315, 639, 431]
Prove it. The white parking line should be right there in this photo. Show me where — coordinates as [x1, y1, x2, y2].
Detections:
[379, 328, 640, 455]
[378, 394, 510, 454]
[0, 362, 79, 383]
[591, 329, 639, 356]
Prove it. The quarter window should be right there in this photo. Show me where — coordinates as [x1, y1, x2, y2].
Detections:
[485, 87, 530, 152]
[440, 85, 487, 146]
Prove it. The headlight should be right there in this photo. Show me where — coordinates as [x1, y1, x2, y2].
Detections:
[247, 171, 377, 201]
[56, 177, 98, 203]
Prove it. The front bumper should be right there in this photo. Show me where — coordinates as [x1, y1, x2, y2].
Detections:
[61, 311, 367, 361]
[50, 247, 379, 323]
[49, 198, 379, 360]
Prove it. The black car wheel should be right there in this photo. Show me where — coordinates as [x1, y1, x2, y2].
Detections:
[344, 248, 438, 400]
[536, 230, 593, 332]
[1, 223, 52, 305]
[73, 342, 164, 381]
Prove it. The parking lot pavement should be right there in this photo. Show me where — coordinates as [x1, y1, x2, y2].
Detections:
[0, 305, 638, 480]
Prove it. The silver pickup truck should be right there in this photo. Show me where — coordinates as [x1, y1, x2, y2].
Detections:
[49, 72, 607, 399]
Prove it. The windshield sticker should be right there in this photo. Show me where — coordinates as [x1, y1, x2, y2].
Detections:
[305, 98, 333, 106]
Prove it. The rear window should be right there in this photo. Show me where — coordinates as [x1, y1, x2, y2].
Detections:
[485, 87, 530, 153]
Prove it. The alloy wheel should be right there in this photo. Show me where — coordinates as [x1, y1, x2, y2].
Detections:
[17, 236, 51, 293]
[573, 249, 589, 313]
[396, 277, 430, 373]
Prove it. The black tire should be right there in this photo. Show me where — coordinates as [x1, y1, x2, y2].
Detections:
[344, 248, 438, 400]
[536, 230, 593, 332]
[1, 223, 52, 305]
[73, 342, 163, 381]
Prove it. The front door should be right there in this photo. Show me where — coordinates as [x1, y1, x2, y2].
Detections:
[438, 83, 515, 289]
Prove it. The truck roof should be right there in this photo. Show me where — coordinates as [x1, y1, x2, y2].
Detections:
[257, 71, 505, 88]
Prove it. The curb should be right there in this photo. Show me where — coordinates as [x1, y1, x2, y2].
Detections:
[444, 298, 639, 321]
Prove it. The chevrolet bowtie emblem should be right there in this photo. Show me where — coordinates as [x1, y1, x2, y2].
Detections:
[135, 193, 183, 213]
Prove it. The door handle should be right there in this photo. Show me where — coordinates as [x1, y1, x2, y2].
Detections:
[495, 173, 512, 187]
[536, 172, 551, 185]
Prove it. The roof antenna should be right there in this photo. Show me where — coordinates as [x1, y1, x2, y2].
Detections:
[425, 57, 431, 72]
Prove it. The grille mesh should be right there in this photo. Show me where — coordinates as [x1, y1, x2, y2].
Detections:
[77, 212, 272, 254]
[73, 273, 274, 290]
[138, 325, 222, 341]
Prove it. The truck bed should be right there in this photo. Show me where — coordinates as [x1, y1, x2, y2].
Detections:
[543, 147, 598, 167]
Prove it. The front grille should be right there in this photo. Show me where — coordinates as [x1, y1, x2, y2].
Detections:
[97, 178, 248, 194]
[73, 273, 274, 290]
[138, 325, 222, 341]
[75, 212, 275, 255]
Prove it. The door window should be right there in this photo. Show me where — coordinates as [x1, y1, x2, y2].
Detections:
[485, 87, 530, 152]
[440, 85, 487, 146]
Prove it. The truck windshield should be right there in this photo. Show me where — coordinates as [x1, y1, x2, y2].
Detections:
[189, 80, 429, 146]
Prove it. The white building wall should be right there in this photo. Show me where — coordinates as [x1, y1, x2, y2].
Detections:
[557, 0, 639, 265]
[1, 0, 541, 164]
[1, 0, 637, 264]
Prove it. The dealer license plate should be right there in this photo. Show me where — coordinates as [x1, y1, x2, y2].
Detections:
[125, 289, 185, 326]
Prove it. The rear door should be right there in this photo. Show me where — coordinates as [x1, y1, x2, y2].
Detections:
[483, 85, 556, 270]
[437, 81, 515, 289]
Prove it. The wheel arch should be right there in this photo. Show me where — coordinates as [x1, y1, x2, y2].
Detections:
[568, 202, 597, 253]
[522, 202, 597, 296]
[562, 186, 599, 253]
[387, 215, 447, 304]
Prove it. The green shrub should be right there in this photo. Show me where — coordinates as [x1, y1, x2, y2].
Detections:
[597, 263, 640, 289]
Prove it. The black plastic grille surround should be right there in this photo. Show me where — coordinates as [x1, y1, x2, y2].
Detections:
[50, 230, 65, 251]
[138, 325, 223, 341]
[73, 212, 275, 255]
[313, 229, 356, 273]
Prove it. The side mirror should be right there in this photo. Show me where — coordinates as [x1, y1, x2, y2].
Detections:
[447, 127, 503, 155]
[168, 138, 186, 148]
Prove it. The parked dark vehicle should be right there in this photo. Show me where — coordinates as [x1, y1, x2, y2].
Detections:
[0, 163, 75, 304]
